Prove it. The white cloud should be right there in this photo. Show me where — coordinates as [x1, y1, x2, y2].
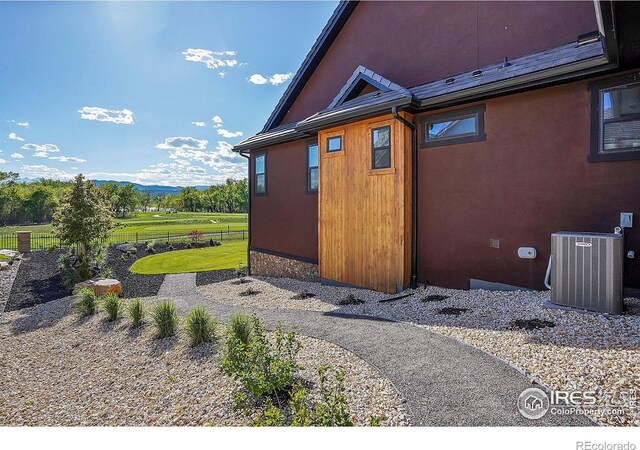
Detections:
[215, 141, 235, 158]
[0, 158, 6, 164]
[186, 165, 207, 174]
[248, 72, 293, 86]
[212, 115, 223, 124]
[217, 128, 244, 139]
[8, 132, 24, 141]
[22, 143, 61, 158]
[156, 136, 208, 151]
[20, 164, 75, 180]
[218, 72, 226, 78]
[192, 121, 206, 127]
[78, 106, 134, 125]
[11, 153, 23, 159]
[182, 49, 238, 70]
[7, 120, 29, 127]
[49, 155, 87, 163]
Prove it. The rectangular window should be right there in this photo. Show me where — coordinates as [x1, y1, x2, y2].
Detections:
[420, 105, 486, 148]
[307, 142, 318, 192]
[371, 125, 391, 169]
[589, 73, 640, 162]
[327, 135, 342, 152]
[254, 153, 266, 195]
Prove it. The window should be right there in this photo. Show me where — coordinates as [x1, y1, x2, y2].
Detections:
[327, 135, 342, 152]
[371, 125, 391, 169]
[307, 142, 318, 192]
[589, 73, 640, 162]
[254, 153, 266, 195]
[420, 105, 486, 148]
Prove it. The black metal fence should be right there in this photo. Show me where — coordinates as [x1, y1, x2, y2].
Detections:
[0, 229, 249, 252]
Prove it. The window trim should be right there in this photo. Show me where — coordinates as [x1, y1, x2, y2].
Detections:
[306, 140, 319, 194]
[371, 125, 392, 170]
[254, 151, 267, 196]
[589, 72, 640, 163]
[326, 135, 343, 153]
[420, 104, 486, 148]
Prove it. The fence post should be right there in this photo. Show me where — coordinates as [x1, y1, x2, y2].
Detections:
[220, 231, 223, 242]
[136, 232, 139, 243]
[242, 229, 245, 240]
[167, 231, 170, 242]
[16, 231, 31, 253]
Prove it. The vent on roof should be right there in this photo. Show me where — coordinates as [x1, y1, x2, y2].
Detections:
[445, 78, 455, 85]
[577, 31, 600, 47]
[472, 70, 483, 77]
[500, 57, 512, 68]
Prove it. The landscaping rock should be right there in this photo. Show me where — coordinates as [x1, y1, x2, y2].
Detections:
[0, 249, 19, 258]
[116, 243, 136, 253]
[74, 278, 122, 297]
[0, 261, 9, 271]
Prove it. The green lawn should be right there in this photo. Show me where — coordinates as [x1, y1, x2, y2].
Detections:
[0, 212, 248, 235]
[130, 240, 247, 274]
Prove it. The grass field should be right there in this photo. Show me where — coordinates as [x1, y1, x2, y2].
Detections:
[0, 212, 248, 235]
[130, 240, 247, 274]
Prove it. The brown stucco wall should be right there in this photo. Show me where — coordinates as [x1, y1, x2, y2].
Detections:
[282, 1, 597, 125]
[415, 80, 640, 290]
[250, 140, 318, 261]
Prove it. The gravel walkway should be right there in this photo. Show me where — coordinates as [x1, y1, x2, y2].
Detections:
[198, 275, 639, 426]
[0, 256, 21, 316]
[182, 273, 590, 426]
[0, 296, 406, 426]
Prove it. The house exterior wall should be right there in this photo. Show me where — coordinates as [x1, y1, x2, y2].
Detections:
[249, 139, 318, 262]
[282, 0, 597, 124]
[414, 78, 640, 290]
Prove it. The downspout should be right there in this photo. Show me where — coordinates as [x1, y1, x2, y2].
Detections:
[239, 149, 251, 275]
[392, 106, 418, 289]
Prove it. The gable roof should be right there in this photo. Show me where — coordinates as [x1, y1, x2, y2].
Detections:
[260, 1, 359, 133]
[327, 65, 414, 109]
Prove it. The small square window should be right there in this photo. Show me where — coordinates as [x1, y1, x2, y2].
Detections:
[327, 136, 342, 152]
[371, 125, 391, 169]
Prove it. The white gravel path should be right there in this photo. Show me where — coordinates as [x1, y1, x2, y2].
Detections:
[0, 295, 407, 426]
[198, 275, 640, 426]
[0, 254, 21, 317]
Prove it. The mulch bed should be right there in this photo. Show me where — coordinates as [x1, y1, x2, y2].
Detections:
[195, 269, 239, 286]
[106, 244, 165, 298]
[6, 250, 71, 312]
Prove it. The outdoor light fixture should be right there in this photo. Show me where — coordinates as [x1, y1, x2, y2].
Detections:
[472, 70, 482, 77]
[445, 78, 455, 85]
[500, 57, 511, 68]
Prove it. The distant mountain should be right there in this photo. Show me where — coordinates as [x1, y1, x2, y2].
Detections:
[91, 180, 209, 195]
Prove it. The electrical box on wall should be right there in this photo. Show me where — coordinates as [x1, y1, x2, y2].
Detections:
[620, 212, 633, 228]
[518, 247, 537, 259]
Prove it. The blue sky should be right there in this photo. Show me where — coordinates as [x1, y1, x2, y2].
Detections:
[0, 1, 337, 186]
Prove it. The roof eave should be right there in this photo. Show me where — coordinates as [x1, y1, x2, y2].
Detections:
[418, 54, 612, 108]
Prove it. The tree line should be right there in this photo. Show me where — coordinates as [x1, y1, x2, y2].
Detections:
[0, 171, 248, 226]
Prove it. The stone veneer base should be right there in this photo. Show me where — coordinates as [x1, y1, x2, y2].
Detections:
[250, 250, 319, 282]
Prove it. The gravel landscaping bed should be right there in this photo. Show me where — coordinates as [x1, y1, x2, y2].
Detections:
[199, 276, 640, 426]
[198, 276, 344, 312]
[6, 250, 70, 312]
[0, 296, 407, 426]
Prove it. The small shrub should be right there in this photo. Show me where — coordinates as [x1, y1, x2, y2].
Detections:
[146, 242, 155, 253]
[291, 290, 315, 300]
[184, 306, 217, 347]
[76, 288, 98, 316]
[60, 253, 79, 288]
[310, 365, 353, 426]
[239, 287, 260, 297]
[186, 243, 192, 249]
[209, 237, 215, 247]
[228, 313, 252, 345]
[231, 391, 250, 416]
[368, 415, 381, 427]
[152, 300, 179, 338]
[221, 316, 301, 399]
[102, 293, 123, 321]
[128, 298, 145, 327]
[253, 400, 286, 427]
[168, 245, 174, 250]
[338, 293, 364, 305]
[100, 267, 113, 278]
[188, 229, 204, 245]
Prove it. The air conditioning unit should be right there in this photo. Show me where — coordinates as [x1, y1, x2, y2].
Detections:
[549, 231, 624, 314]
